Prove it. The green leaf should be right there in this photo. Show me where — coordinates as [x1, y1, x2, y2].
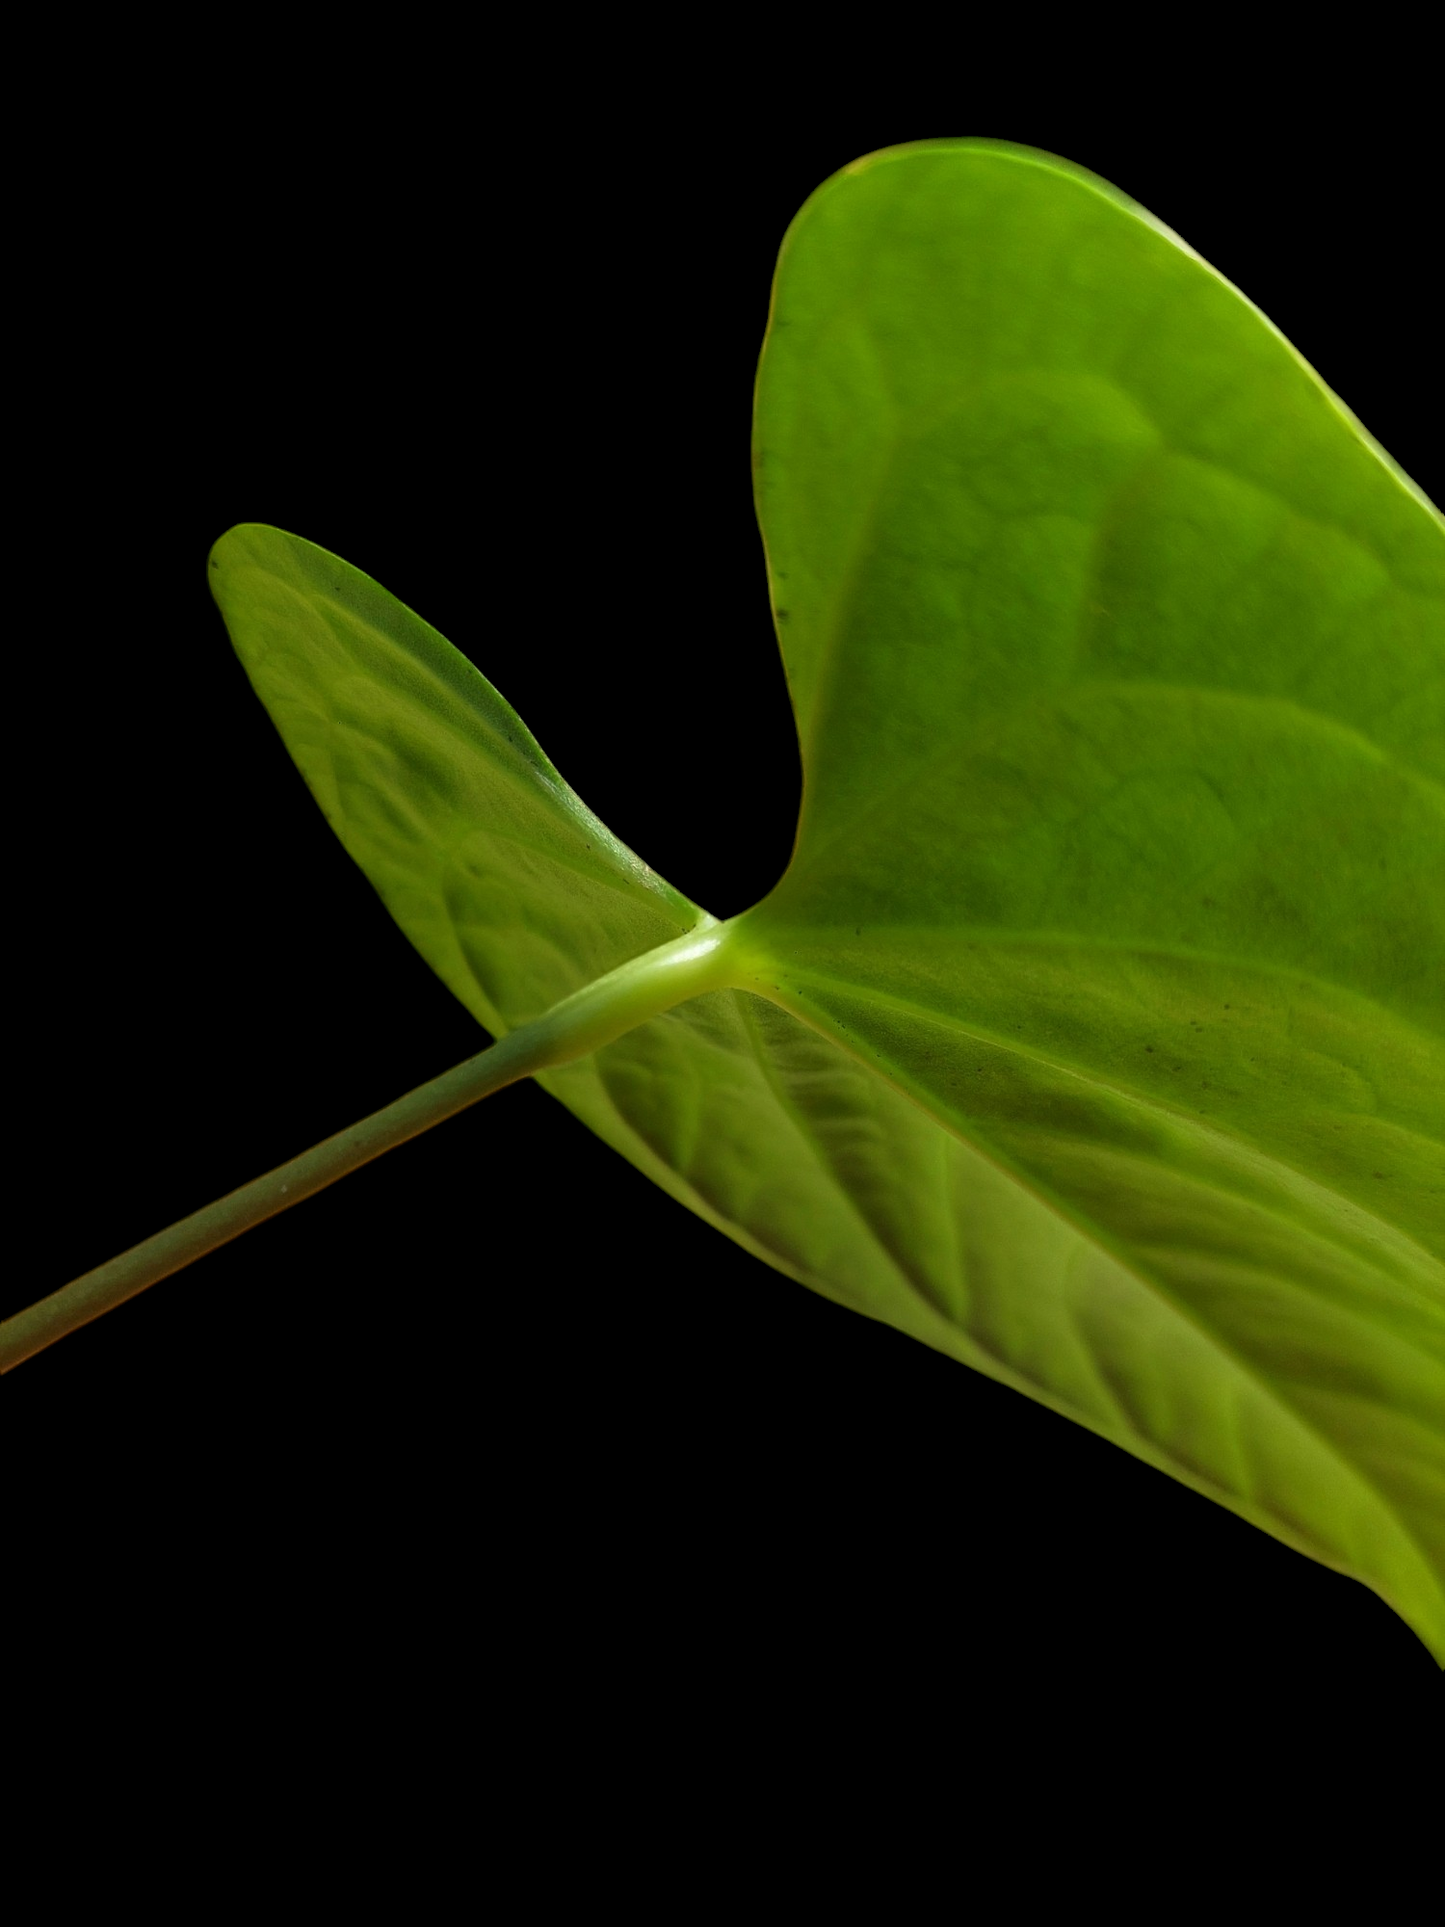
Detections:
[209, 139, 1445, 1660]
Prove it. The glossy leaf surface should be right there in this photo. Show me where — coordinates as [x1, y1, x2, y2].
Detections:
[210, 140, 1445, 1657]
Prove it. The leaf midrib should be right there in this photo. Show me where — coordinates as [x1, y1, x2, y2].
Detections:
[773, 958, 1445, 1283]
[753, 922, 1445, 1058]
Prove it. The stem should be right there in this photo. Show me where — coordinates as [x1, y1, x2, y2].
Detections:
[1, 920, 738, 1373]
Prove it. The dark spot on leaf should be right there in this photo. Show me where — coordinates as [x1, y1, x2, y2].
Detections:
[1145, 1045, 1154, 1053]
[776, 609, 790, 621]
[1373, 1171, 1386, 1179]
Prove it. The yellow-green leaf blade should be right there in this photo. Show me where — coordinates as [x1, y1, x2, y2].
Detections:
[744, 140, 1445, 1654]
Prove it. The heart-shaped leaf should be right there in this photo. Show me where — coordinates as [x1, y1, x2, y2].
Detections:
[209, 140, 1445, 1659]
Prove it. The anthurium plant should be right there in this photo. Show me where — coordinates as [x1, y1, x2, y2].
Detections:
[5, 141, 1442, 1663]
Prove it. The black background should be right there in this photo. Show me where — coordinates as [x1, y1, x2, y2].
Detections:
[10, 49, 1441, 1772]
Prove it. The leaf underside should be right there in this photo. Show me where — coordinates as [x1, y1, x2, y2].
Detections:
[210, 141, 1445, 1660]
